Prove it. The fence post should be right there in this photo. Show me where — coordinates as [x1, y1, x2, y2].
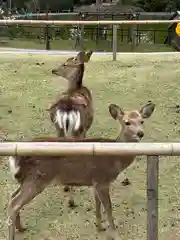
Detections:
[147, 155, 159, 240]
[130, 14, 137, 52]
[153, 30, 156, 44]
[45, 6, 50, 50]
[112, 24, 117, 61]
[136, 13, 140, 45]
[80, 14, 84, 50]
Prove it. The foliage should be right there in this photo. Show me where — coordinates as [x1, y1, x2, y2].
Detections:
[132, 0, 180, 11]
[4, 0, 180, 12]
[6, 0, 74, 12]
[38, 0, 74, 11]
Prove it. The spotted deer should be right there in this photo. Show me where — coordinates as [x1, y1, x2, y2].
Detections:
[50, 50, 93, 139]
[49, 50, 93, 207]
[7, 101, 155, 240]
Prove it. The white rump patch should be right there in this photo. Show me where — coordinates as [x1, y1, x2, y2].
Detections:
[55, 109, 81, 137]
[8, 156, 20, 178]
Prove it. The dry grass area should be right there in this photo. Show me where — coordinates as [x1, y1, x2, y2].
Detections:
[0, 53, 180, 239]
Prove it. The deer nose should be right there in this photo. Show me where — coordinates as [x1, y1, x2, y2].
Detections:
[52, 69, 57, 74]
[137, 131, 144, 139]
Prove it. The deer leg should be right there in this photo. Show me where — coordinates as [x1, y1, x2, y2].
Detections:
[64, 132, 87, 209]
[67, 186, 77, 208]
[63, 185, 76, 209]
[93, 186, 105, 232]
[63, 184, 76, 209]
[121, 171, 131, 186]
[57, 129, 74, 203]
[63, 187, 76, 210]
[10, 187, 26, 232]
[95, 184, 119, 240]
[7, 178, 50, 240]
[65, 132, 86, 209]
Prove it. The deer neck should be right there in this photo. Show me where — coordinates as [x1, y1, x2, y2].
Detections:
[68, 64, 84, 90]
[115, 129, 136, 169]
[68, 80, 78, 90]
[115, 129, 127, 143]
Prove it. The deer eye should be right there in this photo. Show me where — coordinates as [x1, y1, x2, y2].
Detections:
[125, 121, 131, 126]
[141, 120, 144, 124]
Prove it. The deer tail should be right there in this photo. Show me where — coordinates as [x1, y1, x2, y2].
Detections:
[55, 109, 81, 137]
[8, 156, 20, 180]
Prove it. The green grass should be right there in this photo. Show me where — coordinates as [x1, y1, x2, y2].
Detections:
[0, 38, 175, 52]
[0, 53, 180, 239]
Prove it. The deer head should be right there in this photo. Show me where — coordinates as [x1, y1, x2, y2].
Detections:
[63, 50, 93, 64]
[109, 101, 155, 142]
[51, 50, 93, 90]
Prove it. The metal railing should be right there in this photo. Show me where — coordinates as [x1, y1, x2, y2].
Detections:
[0, 19, 178, 59]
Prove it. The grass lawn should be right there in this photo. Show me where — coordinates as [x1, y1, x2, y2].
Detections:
[0, 38, 175, 52]
[0, 53, 180, 239]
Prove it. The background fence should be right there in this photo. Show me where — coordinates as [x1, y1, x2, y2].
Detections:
[0, 12, 179, 54]
[0, 19, 179, 60]
[0, 24, 170, 51]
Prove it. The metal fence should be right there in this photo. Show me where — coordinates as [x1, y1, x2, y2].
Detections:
[0, 25, 169, 50]
[0, 18, 177, 56]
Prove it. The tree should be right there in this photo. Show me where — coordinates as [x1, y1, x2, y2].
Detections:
[11, 0, 74, 11]
[132, 0, 180, 11]
[39, 0, 74, 11]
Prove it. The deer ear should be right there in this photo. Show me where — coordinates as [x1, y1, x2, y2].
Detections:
[75, 51, 86, 63]
[139, 101, 155, 118]
[84, 50, 93, 62]
[66, 56, 75, 62]
[109, 104, 124, 120]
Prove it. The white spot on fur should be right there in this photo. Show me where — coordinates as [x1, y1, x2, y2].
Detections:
[62, 112, 68, 136]
[55, 109, 63, 129]
[55, 109, 81, 137]
[74, 111, 81, 131]
[8, 156, 19, 178]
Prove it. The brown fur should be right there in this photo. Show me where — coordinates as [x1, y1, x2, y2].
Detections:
[49, 51, 94, 207]
[49, 50, 93, 139]
[48, 85, 93, 139]
[7, 101, 155, 240]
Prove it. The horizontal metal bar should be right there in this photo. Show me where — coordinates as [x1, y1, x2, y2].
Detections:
[0, 19, 180, 26]
[12, 12, 78, 18]
[0, 142, 180, 156]
[12, 12, 175, 18]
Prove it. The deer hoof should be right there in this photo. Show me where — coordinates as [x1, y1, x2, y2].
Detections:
[16, 227, 27, 233]
[68, 199, 77, 209]
[107, 229, 119, 240]
[121, 178, 131, 186]
[64, 186, 70, 192]
[96, 224, 106, 232]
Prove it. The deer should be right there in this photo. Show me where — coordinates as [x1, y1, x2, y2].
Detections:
[54, 50, 93, 65]
[48, 50, 94, 208]
[49, 50, 93, 139]
[7, 101, 155, 240]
